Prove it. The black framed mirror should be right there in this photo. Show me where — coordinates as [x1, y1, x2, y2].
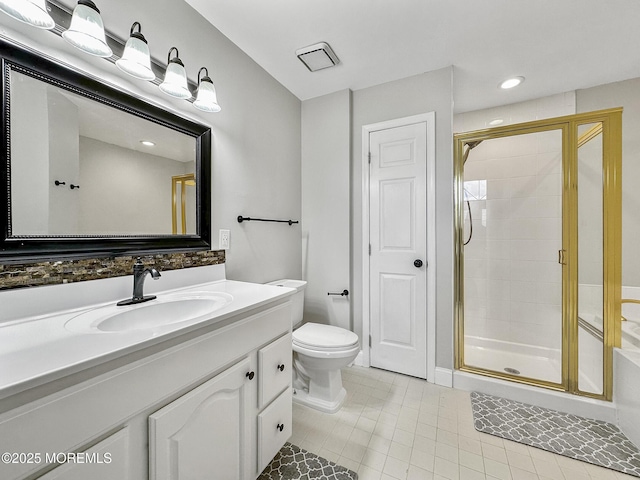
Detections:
[0, 38, 212, 264]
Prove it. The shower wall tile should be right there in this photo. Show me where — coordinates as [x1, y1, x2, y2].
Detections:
[537, 282, 562, 305]
[487, 239, 510, 259]
[485, 159, 511, 179]
[511, 196, 539, 218]
[511, 281, 537, 303]
[510, 240, 538, 261]
[486, 218, 510, 240]
[535, 240, 561, 262]
[487, 299, 511, 322]
[510, 176, 538, 198]
[536, 262, 562, 283]
[486, 199, 510, 219]
[535, 196, 561, 218]
[509, 154, 539, 177]
[510, 260, 538, 279]
[536, 174, 562, 196]
[487, 178, 510, 199]
[487, 259, 510, 280]
[463, 161, 487, 181]
[537, 151, 563, 174]
[510, 301, 538, 324]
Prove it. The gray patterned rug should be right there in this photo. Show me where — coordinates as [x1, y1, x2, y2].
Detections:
[259, 443, 358, 480]
[471, 391, 640, 478]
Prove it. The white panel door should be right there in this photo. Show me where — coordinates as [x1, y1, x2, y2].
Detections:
[149, 357, 252, 480]
[369, 122, 427, 378]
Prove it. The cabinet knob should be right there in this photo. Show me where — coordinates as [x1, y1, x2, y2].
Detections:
[277, 423, 284, 432]
[277, 364, 285, 372]
[245, 371, 255, 380]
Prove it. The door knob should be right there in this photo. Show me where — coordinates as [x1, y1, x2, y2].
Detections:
[414, 259, 423, 268]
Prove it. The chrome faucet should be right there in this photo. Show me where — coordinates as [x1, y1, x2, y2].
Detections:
[117, 257, 161, 306]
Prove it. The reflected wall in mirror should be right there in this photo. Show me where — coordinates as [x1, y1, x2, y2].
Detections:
[0, 38, 211, 263]
[10, 70, 197, 236]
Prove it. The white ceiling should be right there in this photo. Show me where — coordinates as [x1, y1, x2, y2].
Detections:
[185, 0, 640, 113]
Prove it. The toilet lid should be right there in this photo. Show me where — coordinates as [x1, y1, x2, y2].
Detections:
[293, 323, 359, 350]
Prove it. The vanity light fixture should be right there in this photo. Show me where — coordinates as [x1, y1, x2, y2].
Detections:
[499, 76, 525, 89]
[193, 67, 221, 113]
[62, 0, 112, 58]
[140, 140, 155, 146]
[0, 0, 55, 29]
[115, 22, 155, 81]
[159, 47, 191, 99]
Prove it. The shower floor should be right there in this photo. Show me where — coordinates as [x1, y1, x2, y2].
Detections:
[464, 336, 562, 384]
[463, 336, 601, 393]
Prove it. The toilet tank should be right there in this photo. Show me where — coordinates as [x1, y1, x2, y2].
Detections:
[267, 279, 307, 327]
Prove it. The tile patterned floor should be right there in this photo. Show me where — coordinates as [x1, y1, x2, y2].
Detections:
[291, 365, 637, 480]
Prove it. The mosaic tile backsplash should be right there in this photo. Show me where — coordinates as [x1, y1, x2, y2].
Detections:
[0, 250, 225, 290]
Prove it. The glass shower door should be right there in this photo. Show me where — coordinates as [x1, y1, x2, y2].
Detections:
[460, 128, 564, 387]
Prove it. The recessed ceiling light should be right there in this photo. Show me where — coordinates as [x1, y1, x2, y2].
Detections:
[140, 140, 155, 146]
[499, 76, 525, 89]
[489, 118, 504, 126]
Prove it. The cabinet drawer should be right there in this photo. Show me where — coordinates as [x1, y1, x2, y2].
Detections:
[258, 333, 292, 407]
[258, 388, 292, 472]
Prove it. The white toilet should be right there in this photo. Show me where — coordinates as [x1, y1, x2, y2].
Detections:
[268, 279, 359, 413]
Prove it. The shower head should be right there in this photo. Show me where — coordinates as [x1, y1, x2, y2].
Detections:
[463, 140, 483, 164]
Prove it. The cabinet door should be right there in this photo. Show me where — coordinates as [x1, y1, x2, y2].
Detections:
[149, 357, 253, 480]
[258, 387, 292, 472]
[38, 428, 130, 480]
[258, 333, 292, 408]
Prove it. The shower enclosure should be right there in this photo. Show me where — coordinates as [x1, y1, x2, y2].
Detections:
[454, 108, 622, 400]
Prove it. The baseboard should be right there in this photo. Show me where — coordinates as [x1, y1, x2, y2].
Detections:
[353, 350, 365, 367]
[435, 367, 453, 387]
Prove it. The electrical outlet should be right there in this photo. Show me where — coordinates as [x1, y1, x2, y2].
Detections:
[219, 229, 230, 249]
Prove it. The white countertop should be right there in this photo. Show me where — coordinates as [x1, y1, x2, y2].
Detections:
[0, 265, 295, 401]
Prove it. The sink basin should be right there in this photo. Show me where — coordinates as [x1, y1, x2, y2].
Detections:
[65, 292, 233, 333]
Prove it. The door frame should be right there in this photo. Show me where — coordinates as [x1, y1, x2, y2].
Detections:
[361, 112, 436, 382]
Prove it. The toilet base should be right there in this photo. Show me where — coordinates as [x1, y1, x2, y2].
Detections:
[292, 386, 347, 414]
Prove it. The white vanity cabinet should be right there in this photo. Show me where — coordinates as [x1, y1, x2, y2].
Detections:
[150, 357, 254, 480]
[149, 332, 293, 480]
[0, 299, 292, 480]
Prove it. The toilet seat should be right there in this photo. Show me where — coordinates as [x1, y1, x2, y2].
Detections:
[293, 323, 359, 352]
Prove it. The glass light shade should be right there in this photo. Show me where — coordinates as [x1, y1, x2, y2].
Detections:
[116, 36, 155, 81]
[159, 61, 191, 99]
[62, 1, 112, 58]
[194, 79, 221, 113]
[0, 0, 55, 29]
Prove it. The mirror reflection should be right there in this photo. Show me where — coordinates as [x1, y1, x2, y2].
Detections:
[9, 69, 197, 236]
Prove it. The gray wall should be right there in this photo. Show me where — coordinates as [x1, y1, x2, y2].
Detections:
[351, 68, 454, 370]
[78, 137, 188, 235]
[301, 90, 351, 330]
[2, 0, 302, 283]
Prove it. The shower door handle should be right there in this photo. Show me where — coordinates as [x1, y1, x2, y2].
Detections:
[414, 259, 423, 268]
[558, 250, 566, 265]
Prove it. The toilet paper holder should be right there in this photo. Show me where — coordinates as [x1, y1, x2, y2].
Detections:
[328, 289, 349, 297]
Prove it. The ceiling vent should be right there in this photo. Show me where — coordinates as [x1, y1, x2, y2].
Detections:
[296, 42, 340, 72]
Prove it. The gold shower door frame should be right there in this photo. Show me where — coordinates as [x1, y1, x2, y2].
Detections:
[454, 108, 622, 401]
[171, 174, 196, 235]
